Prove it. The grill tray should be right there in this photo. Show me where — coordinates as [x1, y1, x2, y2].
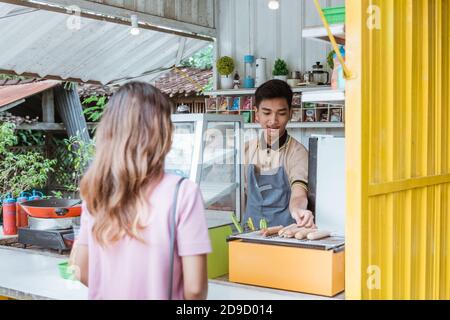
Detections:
[228, 231, 345, 251]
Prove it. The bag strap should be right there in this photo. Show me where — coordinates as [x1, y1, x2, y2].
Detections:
[168, 177, 186, 300]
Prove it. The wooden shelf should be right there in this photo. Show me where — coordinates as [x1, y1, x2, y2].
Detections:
[17, 122, 98, 131]
[302, 89, 345, 103]
[17, 123, 66, 131]
[206, 110, 254, 113]
[244, 122, 344, 129]
[206, 88, 344, 103]
[205, 85, 332, 96]
[302, 23, 345, 45]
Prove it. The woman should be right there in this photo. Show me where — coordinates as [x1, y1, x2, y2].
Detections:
[70, 82, 211, 300]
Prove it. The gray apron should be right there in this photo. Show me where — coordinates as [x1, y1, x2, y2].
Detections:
[244, 163, 296, 227]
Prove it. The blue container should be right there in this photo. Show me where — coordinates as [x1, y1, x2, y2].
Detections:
[29, 190, 44, 201]
[244, 55, 254, 64]
[2, 193, 15, 204]
[244, 55, 255, 89]
[17, 192, 32, 203]
[333, 47, 346, 90]
[244, 78, 255, 89]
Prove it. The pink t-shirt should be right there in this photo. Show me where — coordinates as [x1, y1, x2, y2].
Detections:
[76, 174, 212, 300]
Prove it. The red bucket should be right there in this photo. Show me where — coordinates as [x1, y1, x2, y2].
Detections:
[16, 192, 32, 228]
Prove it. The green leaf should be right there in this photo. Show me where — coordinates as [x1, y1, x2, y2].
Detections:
[82, 96, 99, 105]
[180, 44, 213, 69]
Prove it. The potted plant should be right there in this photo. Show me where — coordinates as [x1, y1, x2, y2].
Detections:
[273, 58, 289, 81]
[216, 56, 235, 89]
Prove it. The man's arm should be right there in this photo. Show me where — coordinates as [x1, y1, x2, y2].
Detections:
[289, 184, 315, 228]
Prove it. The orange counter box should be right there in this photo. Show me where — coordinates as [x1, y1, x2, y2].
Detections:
[229, 240, 345, 297]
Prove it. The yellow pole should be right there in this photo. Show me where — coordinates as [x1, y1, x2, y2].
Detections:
[312, 0, 354, 79]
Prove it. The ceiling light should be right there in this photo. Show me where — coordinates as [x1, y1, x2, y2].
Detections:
[268, 0, 280, 10]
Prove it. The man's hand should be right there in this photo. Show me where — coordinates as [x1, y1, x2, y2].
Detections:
[291, 208, 315, 228]
[289, 184, 315, 228]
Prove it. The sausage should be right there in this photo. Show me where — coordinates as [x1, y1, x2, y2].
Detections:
[278, 224, 298, 236]
[282, 227, 306, 238]
[294, 228, 317, 240]
[278, 224, 297, 236]
[307, 230, 331, 240]
[260, 225, 284, 237]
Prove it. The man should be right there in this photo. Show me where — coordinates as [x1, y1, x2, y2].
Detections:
[244, 80, 315, 228]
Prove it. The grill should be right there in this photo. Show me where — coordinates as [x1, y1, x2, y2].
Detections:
[0, 234, 70, 257]
[228, 231, 345, 251]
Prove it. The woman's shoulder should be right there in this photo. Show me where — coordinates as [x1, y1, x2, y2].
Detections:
[160, 174, 202, 210]
[161, 173, 200, 194]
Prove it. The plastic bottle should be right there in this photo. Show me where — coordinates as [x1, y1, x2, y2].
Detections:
[331, 47, 346, 90]
[2, 194, 17, 235]
[244, 55, 255, 88]
[29, 190, 44, 201]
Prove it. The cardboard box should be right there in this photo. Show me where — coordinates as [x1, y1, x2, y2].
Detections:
[229, 240, 345, 297]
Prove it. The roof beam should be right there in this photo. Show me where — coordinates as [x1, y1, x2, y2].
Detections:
[42, 89, 55, 123]
[0, 98, 25, 112]
[0, 0, 216, 40]
[0, 69, 102, 85]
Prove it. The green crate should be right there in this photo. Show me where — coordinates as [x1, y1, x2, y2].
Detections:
[322, 6, 345, 24]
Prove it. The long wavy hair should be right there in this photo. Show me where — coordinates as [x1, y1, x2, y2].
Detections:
[80, 82, 173, 246]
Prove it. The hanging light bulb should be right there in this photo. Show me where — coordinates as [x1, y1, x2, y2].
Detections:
[268, 0, 280, 10]
[130, 14, 140, 35]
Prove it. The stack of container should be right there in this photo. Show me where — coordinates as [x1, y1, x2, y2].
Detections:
[1, 190, 45, 235]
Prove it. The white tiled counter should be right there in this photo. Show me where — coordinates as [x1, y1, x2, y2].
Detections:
[0, 247, 87, 300]
[0, 247, 343, 300]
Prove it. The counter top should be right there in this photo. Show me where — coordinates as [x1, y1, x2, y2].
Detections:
[0, 247, 344, 300]
[209, 277, 344, 300]
[0, 247, 87, 300]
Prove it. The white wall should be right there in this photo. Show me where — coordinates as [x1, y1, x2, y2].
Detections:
[216, 0, 345, 82]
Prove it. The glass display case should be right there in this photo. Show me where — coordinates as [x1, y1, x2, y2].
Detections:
[165, 114, 244, 229]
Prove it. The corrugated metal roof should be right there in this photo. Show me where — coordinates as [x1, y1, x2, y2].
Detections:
[0, 78, 117, 98]
[0, 3, 210, 85]
[0, 80, 60, 107]
[0, 78, 41, 86]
